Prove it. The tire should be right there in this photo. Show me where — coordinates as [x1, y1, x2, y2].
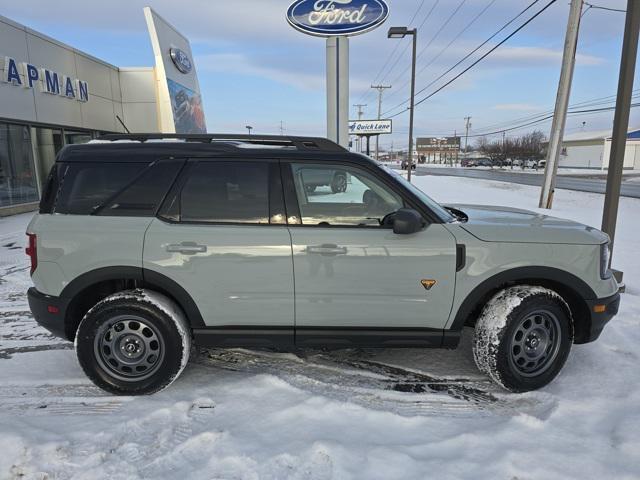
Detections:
[331, 173, 347, 193]
[472, 286, 573, 392]
[75, 289, 191, 395]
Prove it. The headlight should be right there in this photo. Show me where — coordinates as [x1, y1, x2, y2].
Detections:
[600, 243, 612, 280]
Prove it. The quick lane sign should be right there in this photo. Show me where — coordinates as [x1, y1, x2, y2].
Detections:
[1, 55, 89, 102]
[349, 119, 392, 135]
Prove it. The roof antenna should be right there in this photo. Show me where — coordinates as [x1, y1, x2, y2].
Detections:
[116, 115, 131, 133]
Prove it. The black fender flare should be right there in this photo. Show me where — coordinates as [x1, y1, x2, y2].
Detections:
[449, 266, 596, 331]
[60, 266, 205, 328]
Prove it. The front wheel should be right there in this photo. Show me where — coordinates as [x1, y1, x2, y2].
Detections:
[472, 286, 572, 392]
[75, 289, 191, 395]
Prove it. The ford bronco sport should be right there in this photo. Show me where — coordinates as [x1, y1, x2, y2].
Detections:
[26, 134, 620, 395]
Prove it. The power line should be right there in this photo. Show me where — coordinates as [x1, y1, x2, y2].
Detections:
[382, 0, 545, 117]
[387, 0, 558, 118]
[428, 101, 640, 139]
[386, 0, 468, 91]
[376, 0, 441, 86]
[356, 0, 433, 104]
[386, 0, 497, 104]
[471, 90, 640, 135]
[584, 2, 625, 13]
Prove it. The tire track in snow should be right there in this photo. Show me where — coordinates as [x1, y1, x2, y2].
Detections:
[194, 347, 556, 417]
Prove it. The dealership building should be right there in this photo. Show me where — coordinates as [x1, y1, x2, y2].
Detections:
[0, 8, 205, 216]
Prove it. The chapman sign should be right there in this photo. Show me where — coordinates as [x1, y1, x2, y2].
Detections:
[287, 0, 389, 37]
[349, 119, 392, 135]
[1, 55, 89, 102]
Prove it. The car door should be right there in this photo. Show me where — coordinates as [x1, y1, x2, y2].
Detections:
[143, 159, 294, 347]
[283, 160, 457, 347]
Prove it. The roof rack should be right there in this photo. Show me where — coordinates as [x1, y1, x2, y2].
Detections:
[96, 133, 348, 152]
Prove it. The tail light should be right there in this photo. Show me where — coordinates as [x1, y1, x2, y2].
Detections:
[26, 233, 37, 275]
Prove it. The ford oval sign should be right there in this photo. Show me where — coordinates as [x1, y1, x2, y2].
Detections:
[287, 0, 389, 37]
[170, 48, 192, 74]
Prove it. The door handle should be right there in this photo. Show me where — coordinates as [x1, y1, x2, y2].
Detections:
[306, 244, 347, 256]
[166, 242, 207, 255]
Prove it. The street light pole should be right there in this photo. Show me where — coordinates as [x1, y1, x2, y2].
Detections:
[408, 29, 417, 183]
[387, 27, 418, 182]
[245, 125, 253, 135]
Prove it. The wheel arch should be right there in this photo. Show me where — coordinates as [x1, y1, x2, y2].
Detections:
[60, 266, 205, 341]
[450, 266, 595, 343]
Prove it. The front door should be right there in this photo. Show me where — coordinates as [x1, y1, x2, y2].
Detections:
[284, 161, 457, 347]
[143, 159, 294, 347]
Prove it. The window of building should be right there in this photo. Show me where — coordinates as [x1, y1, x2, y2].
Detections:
[34, 127, 64, 189]
[0, 123, 39, 208]
[179, 161, 269, 224]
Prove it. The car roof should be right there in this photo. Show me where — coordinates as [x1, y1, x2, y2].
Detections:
[56, 134, 375, 164]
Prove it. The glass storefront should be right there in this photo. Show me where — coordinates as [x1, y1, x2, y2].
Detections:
[0, 121, 96, 212]
[0, 123, 39, 208]
[34, 127, 64, 189]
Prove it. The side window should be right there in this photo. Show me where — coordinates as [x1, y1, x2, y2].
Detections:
[55, 162, 147, 215]
[290, 163, 403, 226]
[100, 160, 184, 217]
[178, 161, 269, 224]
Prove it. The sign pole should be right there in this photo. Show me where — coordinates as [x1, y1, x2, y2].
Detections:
[326, 36, 350, 148]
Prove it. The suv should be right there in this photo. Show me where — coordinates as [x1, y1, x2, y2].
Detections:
[27, 134, 620, 395]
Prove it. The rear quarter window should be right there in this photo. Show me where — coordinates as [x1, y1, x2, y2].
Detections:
[54, 160, 183, 216]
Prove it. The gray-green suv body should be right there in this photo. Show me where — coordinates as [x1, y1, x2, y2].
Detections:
[26, 134, 620, 395]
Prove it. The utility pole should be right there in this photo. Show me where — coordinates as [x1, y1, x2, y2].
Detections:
[371, 84, 391, 160]
[602, 0, 640, 271]
[464, 116, 472, 155]
[353, 103, 367, 152]
[539, 0, 584, 209]
[502, 130, 506, 163]
[279, 121, 285, 136]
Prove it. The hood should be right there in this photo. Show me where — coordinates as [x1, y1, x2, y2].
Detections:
[445, 204, 608, 245]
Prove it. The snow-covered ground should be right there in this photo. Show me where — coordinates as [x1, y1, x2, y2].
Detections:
[1, 176, 639, 479]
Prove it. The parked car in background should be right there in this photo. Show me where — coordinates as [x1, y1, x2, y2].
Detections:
[461, 158, 476, 167]
[475, 158, 493, 167]
[401, 160, 417, 170]
[513, 159, 524, 168]
[538, 159, 547, 169]
[526, 159, 539, 169]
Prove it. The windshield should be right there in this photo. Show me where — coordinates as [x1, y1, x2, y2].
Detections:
[379, 164, 455, 223]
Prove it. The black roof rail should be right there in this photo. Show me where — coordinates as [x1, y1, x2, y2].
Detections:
[96, 133, 348, 153]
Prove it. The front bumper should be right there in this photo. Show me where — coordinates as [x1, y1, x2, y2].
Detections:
[577, 292, 620, 344]
[27, 287, 70, 340]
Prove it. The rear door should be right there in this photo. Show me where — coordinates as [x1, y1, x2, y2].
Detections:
[143, 158, 294, 346]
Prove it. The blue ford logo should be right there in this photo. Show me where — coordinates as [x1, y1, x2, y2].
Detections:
[287, 0, 389, 37]
[170, 48, 192, 74]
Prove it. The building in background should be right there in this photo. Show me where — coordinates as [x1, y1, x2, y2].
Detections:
[416, 137, 461, 164]
[558, 128, 640, 170]
[0, 7, 205, 216]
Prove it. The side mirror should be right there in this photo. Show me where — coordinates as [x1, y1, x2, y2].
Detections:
[392, 208, 425, 234]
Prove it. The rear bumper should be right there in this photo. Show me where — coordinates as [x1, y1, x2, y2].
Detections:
[578, 292, 620, 344]
[27, 287, 70, 340]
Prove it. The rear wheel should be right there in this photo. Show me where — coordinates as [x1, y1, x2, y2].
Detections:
[75, 289, 191, 395]
[472, 286, 572, 392]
